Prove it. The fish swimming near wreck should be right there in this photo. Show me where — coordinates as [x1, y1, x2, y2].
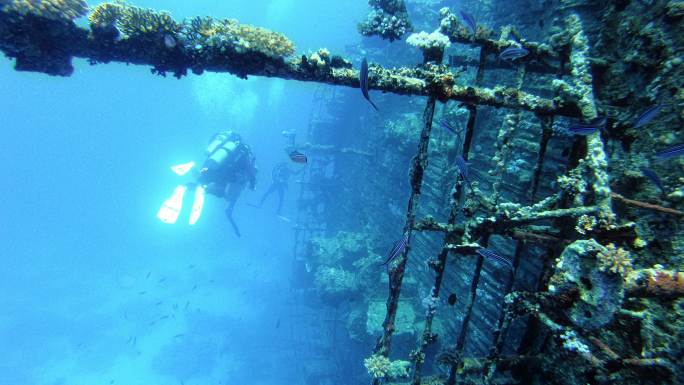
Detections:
[655, 143, 684, 160]
[641, 167, 665, 194]
[381, 232, 409, 266]
[476, 248, 513, 270]
[460, 11, 477, 34]
[634, 104, 663, 128]
[360, 58, 379, 112]
[439, 119, 461, 135]
[567, 117, 607, 136]
[289, 150, 308, 164]
[499, 47, 529, 61]
[455, 155, 469, 181]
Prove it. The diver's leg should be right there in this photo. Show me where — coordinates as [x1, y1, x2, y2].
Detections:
[224, 183, 244, 237]
[259, 184, 277, 207]
[275, 185, 285, 215]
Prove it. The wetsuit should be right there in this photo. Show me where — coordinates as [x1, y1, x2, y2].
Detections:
[259, 162, 296, 215]
[199, 137, 257, 236]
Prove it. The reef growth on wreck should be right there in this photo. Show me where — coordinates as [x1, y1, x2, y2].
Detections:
[1, 0, 683, 384]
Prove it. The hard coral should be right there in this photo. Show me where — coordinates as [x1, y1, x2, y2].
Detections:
[358, 0, 412, 41]
[89, 2, 180, 38]
[3, 0, 88, 20]
[364, 354, 391, 378]
[187, 16, 295, 58]
[88, 2, 123, 28]
[118, 4, 180, 37]
[363, 354, 411, 379]
[597, 243, 632, 276]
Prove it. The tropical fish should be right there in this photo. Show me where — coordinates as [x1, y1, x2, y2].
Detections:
[163, 34, 176, 49]
[640, 167, 665, 194]
[381, 232, 409, 266]
[439, 119, 460, 135]
[460, 11, 476, 34]
[455, 155, 469, 180]
[499, 47, 529, 61]
[476, 248, 513, 270]
[635, 104, 663, 128]
[656, 143, 684, 160]
[360, 58, 379, 111]
[289, 150, 308, 164]
[567, 117, 607, 135]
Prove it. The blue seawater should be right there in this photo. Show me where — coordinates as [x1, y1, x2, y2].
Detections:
[0, 1, 367, 384]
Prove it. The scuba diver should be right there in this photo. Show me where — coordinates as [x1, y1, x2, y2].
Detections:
[157, 131, 257, 237]
[257, 161, 303, 219]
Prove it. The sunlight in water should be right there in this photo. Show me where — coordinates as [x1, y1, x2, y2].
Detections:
[191, 73, 259, 129]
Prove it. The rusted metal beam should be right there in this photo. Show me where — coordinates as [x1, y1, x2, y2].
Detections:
[0, 9, 582, 116]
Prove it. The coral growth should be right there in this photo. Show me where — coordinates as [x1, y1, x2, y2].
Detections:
[549, 240, 625, 330]
[313, 266, 357, 297]
[88, 2, 123, 28]
[406, 30, 450, 62]
[186, 16, 295, 58]
[358, 0, 412, 41]
[88, 2, 180, 38]
[626, 268, 684, 297]
[87, 3, 295, 58]
[363, 354, 411, 379]
[597, 243, 632, 276]
[2, 0, 88, 20]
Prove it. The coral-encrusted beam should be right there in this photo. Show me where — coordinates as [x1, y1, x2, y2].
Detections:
[0, 10, 581, 117]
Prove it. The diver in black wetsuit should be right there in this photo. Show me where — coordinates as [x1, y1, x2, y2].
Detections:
[258, 162, 302, 216]
[198, 131, 257, 236]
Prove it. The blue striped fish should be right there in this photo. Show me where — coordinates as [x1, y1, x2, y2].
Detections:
[499, 47, 529, 61]
[567, 117, 606, 135]
[635, 104, 663, 128]
[460, 11, 476, 34]
[439, 119, 460, 135]
[640, 167, 665, 194]
[360, 58, 379, 112]
[476, 248, 513, 270]
[455, 155, 469, 180]
[656, 143, 684, 160]
[381, 233, 409, 266]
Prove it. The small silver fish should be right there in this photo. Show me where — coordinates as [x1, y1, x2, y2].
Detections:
[164, 34, 176, 49]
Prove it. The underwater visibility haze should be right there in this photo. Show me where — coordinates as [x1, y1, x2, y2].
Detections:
[1, 0, 683, 384]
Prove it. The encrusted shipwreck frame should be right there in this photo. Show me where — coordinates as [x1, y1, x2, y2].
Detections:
[2, 1, 682, 385]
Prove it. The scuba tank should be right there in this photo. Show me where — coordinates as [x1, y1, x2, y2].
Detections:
[205, 131, 239, 169]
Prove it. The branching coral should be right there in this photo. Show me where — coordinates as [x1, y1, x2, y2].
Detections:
[363, 354, 411, 378]
[118, 4, 180, 37]
[358, 0, 412, 41]
[88, 2, 123, 29]
[596, 243, 632, 276]
[185, 16, 295, 58]
[2, 0, 88, 20]
[88, 2, 180, 38]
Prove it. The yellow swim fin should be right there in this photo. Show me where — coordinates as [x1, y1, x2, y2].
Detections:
[189, 185, 205, 225]
[157, 185, 187, 224]
[171, 161, 196, 176]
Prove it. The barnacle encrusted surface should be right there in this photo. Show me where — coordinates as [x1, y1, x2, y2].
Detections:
[2, 0, 88, 20]
[549, 240, 625, 330]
